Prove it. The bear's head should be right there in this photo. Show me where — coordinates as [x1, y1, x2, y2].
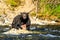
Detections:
[20, 12, 29, 20]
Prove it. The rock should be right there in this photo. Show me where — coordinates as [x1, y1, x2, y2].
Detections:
[2, 28, 32, 35]
[30, 27, 36, 30]
[50, 21, 56, 24]
[3, 28, 10, 32]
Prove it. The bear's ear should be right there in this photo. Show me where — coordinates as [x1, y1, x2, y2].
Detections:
[20, 12, 23, 15]
[26, 12, 29, 14]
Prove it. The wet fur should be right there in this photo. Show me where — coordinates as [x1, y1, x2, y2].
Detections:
[12, 12, 31, 30]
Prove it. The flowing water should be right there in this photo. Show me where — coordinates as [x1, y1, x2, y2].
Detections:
[0, 25, 60, 40]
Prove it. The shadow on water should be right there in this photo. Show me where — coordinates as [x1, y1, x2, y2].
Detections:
[0, 24, 60, 40]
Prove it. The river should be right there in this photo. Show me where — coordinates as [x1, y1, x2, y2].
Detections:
[0, 25, 60, 40]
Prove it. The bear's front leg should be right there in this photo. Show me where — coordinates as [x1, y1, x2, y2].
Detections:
[21, 24, 26, 30]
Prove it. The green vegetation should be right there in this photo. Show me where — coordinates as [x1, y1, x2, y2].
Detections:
[32, 0, 60, 21]
[5, 0, 21, 7]
[30, 12, 36, 17]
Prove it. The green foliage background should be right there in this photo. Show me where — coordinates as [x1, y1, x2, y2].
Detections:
[5, 0, 21, 7]
[36, 0, 60, 20]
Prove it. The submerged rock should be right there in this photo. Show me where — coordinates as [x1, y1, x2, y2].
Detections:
[39, 34, 60, 38]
